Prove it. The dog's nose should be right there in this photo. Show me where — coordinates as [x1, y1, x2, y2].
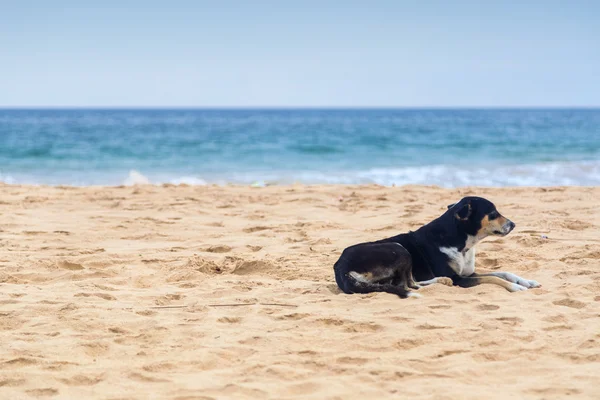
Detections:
[509, 221, 516, 230]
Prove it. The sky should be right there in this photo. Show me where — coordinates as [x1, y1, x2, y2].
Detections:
[1, 0, 599, 107]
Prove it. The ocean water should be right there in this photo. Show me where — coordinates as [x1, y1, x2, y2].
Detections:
[1, 109, 599, 187]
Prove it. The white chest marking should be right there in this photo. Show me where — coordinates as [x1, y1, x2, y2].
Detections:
[439, 246, 476, 277]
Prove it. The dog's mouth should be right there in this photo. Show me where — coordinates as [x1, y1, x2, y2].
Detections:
[494, 220, 515, 236]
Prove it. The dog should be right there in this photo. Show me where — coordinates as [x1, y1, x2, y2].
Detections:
[333, 196, 541, 298]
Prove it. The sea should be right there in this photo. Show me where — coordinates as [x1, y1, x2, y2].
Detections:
[1, 109, 599, 187]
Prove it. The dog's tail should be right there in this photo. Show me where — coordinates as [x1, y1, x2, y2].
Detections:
[334, 261, 413, 299]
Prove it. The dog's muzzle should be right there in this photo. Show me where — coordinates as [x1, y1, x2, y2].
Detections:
[502, 220, 516, 235]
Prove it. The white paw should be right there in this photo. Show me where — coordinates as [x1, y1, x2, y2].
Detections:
[526, 280, 542, 288]
[508, 283, 528, 292]
[516, 278, 541, 288]
[407, 292, 423, 299]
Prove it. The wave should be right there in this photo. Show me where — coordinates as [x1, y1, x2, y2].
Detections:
[2, 161, 600, 187]
[214, 161, 600, 187]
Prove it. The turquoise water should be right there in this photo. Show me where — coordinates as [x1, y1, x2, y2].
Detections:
[1, 109, 599, 187]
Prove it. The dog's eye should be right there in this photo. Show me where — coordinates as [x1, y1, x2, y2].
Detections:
[489, 211, 499, 220]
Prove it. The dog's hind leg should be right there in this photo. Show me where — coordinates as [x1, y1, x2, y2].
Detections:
[405, 269, 421, 290]
[347, 272, 414, 298]
[391, 265, 418, 290]
[334, 242, 420, 298]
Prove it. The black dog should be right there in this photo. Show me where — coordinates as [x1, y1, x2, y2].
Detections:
[333, 196, 541, 298]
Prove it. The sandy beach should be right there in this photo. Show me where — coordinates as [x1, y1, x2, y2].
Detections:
[1, 183, 599, 399]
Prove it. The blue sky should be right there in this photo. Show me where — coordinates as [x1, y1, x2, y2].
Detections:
[1, 0, 598, 107]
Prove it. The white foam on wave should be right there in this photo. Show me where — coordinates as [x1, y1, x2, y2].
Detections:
[122, 171, 207, 186]
[361, 161, 600, 187]
[123, 170, 150, 185]
[2, 161, 600, 187]
[0, 171, 15, 185]
[215, 160, 600, 187]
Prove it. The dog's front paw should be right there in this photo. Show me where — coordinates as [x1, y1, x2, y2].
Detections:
[437, 277, 453, 286]
[508, 283, 528, 292]
[525, 280, 541, 288]
[504, 273, 542, 289]
[517, 278, 542, 288]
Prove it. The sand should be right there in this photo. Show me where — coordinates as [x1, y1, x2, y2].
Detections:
[1, 183, 599, 399]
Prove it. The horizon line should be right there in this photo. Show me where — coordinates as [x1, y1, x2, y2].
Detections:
[1, 106, 600, 110]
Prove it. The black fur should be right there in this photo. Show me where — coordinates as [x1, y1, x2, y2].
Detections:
[333, 196, 514, 297]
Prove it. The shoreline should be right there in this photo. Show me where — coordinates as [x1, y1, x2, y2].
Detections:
[2, 181, 599, 188]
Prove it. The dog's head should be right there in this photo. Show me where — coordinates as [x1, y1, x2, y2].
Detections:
[446, 197, 515, 238]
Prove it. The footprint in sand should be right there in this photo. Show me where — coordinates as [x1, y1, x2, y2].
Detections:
[128, 372, 171, 383]
[428, 304, 452, 310]
[274, 313, 310, 321]
[433, 349, 470, 358]
[136, 310, 158, 317]
[142, 362, 177, 373]
[58, 261, 84, 270]
[184, 256, 223, 274]
[26, 388, 59, 397]
[201, 245, 232, 253]
[108, 327, 130, 334]
[542, 324, 572, 331]
[343, 322, 383, 333]
[0, 378, 27, 387]
[557, 219, 594, 231]
[1, 357, 39, 367]
[43, 361, 79, 371]
[74, 292, 116, 301]
[495, 316, 524, 326]
[528, 388, 581, 396]
[336, 356, 369, 365]
[479, 258, 499, 268]
[218, 317, 243, 324]
[415, 323, 449, 330]
[80, 342, 110, 357]
[243, 226, 271, 233]
[313, 317, 346, 327]
[476, 304, 500, 311]
[553, 298, 586, 309]
[58, 374, 104, 386]
[394, 338, 425, 350]
[542, 314, 567, 323]
[230, 259, 277, 276]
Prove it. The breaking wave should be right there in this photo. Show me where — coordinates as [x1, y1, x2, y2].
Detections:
[2, 161, 600, 187]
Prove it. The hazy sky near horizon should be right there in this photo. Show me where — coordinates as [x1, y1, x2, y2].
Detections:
[1, 1, 599, 107]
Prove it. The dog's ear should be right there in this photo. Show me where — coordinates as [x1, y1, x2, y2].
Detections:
[454, 203, 472, 221]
